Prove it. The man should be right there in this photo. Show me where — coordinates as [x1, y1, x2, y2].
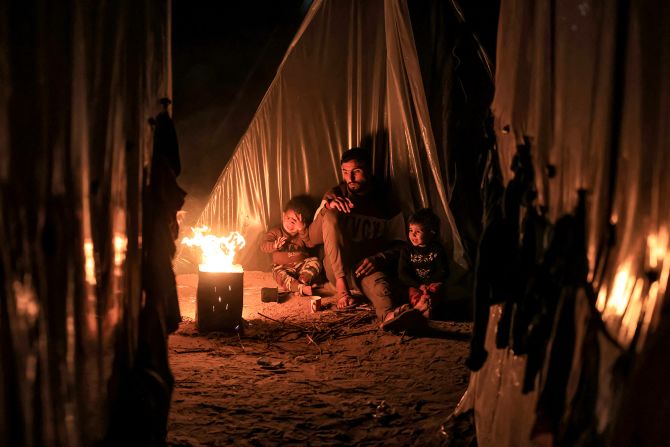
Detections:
[309, 147, 424, 330]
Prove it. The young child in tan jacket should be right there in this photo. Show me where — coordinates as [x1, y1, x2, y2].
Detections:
[260, 197, 322, 296]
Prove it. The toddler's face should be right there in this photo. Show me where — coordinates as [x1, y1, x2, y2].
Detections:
[282, 209, 302, 235]
[408, 223, 429, 247]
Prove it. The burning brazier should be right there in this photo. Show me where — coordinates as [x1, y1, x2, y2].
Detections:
[196, 270, 243, 332]
[182, 227, 246, 332]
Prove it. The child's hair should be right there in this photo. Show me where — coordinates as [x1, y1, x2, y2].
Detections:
[408, 208, 440, 236]
[284, 195, 317, 224]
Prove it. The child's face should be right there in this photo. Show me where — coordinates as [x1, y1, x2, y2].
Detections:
[282, 209, 303, 235]
[408, 223, 430, 247]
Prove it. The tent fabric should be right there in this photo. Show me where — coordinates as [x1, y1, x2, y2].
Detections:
[457, 295, 621, 447]
[196, 0, 466, 271]
[461, 0, 670, 445]
[0, 1, 171, 445]
[407, 0, 498, 261]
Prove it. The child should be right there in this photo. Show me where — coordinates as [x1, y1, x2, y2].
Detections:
[260, 197, 322, 296]
[397, 208, 449, 319]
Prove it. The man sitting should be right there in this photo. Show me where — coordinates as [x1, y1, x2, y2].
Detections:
[308, 147, 424, 330]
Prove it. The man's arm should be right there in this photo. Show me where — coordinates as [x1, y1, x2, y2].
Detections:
[321, 184, 355, 213]
[297, 227, 316, 248]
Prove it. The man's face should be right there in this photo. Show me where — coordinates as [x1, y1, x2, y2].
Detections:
[341, 159, 368, 193]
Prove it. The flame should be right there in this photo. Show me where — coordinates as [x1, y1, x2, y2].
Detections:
[181, 226, 246, 272]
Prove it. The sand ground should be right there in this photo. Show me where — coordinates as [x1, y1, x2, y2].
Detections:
[167, 272, 471, 446]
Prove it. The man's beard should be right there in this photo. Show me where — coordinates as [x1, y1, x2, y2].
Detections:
[347, 182, 366, 193]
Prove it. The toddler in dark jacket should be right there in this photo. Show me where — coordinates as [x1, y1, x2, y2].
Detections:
[397, 208, 449, 319]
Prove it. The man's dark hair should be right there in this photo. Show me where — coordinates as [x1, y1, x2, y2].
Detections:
[284, 195, 317, 224]
[340, 147, 372, 169]
[408, 208, 440, 236]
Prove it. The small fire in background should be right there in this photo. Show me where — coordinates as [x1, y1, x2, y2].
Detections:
[181, 226, 246, 272]
[181, 226, 246, 332]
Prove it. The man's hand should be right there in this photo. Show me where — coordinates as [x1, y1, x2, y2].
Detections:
[354, 257, 377, 278]
[327, 196, 354, 213]
[273, 236, 287, 250]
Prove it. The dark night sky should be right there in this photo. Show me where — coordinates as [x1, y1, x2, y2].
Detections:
[172, 1, 308, 225]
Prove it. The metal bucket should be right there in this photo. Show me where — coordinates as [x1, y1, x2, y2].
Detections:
[196, 271, 243, 332]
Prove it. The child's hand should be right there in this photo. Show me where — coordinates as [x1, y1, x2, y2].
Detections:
[419, 284, 428, 292]
[415, 295, 431, 313]
[294, 213, 306, 232]
[273, 236, 287, 250]
[427, 282, 442, 294]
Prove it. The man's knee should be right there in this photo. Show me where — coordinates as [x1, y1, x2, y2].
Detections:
[362, 272, 392, 299]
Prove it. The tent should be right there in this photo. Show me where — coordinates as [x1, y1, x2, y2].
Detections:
[196, 0, 670, 445]
[454, 0, 670, 446]
[1, 1, 172, 445]
[194, 0, 487, 272]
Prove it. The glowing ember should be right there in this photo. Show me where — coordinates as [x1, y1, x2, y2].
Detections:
[181, 226, 246, 272]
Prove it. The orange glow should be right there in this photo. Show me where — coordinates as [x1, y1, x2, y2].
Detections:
[619, 278, 644, 344]
[181, 226, 246, 272]
[603, 263, 635, 317]
[647, 227, 668, 270]
[661, 255, 669, 295]
[595, 285, 608, 312]
[84, 240, 96, 285]
[637, 280, 660, 348]
[13, 278, 39, 324]
[113, 234, 128, 268]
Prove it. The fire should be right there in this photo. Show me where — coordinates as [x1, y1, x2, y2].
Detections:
[181, 226, 246, 272]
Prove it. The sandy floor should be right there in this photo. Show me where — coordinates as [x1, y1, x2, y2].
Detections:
[167, 272, 471, 446]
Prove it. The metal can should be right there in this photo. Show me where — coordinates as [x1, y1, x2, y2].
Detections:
[310, 296, 322, 313]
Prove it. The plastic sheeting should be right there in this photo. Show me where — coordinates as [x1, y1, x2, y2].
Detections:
[457, 296, 621, 447]
[462, 0, 670, 445]
[492, 0, 670, 339]
[196, 0, 465, 271]
[0, 1, 170, 445]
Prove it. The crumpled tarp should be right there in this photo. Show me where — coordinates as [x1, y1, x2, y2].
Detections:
[0, 1, 171, 445]
[460, 0, 670, 445]
[196, 0, 466, 271]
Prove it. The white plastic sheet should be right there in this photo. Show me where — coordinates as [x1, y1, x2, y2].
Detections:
[469, 0, 670, 445]
[197, 0, 465, 271]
